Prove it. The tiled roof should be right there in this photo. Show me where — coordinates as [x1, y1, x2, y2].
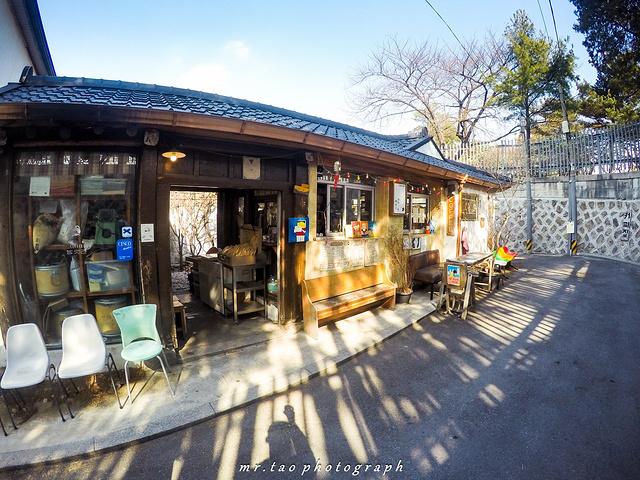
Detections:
[0, 76, 501, 185]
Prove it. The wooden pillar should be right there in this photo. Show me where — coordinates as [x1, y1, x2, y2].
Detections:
[280, 157, 308, 325]
[0, 146, 18, 339]
[137, 146, 173, 348]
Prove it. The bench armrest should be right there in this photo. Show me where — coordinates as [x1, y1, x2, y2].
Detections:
[301, 279, 319, 339]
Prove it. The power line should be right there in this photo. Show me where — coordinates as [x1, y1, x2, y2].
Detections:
[547, 0, 562, 43]
[423, 0, 470, 55]
[537, 0, 550, 38]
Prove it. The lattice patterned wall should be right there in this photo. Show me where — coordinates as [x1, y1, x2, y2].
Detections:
[492, 174, 640, 263]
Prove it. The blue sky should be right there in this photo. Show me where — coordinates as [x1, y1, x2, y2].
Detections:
[38, 0, 595, 135]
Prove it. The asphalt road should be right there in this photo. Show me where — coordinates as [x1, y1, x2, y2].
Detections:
[4, 255, 640, 480]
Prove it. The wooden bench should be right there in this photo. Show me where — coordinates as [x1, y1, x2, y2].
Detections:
[409, 249, 442, 300]
[301, 264, 396, 339]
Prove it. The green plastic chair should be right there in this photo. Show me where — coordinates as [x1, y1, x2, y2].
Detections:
[112, 304, 174, 405]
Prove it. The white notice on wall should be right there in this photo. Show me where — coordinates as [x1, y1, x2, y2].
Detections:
[29, 176, 51, 196]
[364, 238, 380, 266]
[566, 221, 575, 234]
[140, 223, 155, 242]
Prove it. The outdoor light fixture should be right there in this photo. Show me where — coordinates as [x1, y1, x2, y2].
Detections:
[162, 150, 186, 162]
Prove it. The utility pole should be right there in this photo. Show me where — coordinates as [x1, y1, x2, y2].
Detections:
[557, 85, 577, 255]
[548, 0, 577, 255]
[522, 118, 533, 254]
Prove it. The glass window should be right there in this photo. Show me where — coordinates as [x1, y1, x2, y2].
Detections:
[346, 188, 373, 223]
[12, 150, 137, 346]
[329, 185, 344, 234]
[404, 194, 430, 232]
[317, 182, 375, 237]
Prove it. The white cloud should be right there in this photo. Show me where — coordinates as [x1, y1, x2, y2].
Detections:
[175, 64, 229, 94]
[223, 40, 250, 61]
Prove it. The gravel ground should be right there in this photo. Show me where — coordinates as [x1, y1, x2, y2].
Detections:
[171, 271, 190, 293]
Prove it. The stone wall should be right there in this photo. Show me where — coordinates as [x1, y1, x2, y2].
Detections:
[492, 172, 640, 263]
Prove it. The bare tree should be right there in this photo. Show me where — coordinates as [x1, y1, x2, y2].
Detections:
[349, 33, 507, 146]
[169, 191, 218, 270]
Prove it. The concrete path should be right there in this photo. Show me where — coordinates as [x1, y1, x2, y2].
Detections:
[1, 254, 638, 476]
[0, 277, 436, 470]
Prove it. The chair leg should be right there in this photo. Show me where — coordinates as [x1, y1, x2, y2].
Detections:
[12, 389, 26, 410]
[0, 388, 17, 431]
[160, 348, 172, 374]
[56, 378, 75, 399]
[156, 355, 175, 396]
[49, 364, 73, 421]
[106, 353, 125, 409]
[69, 378, 80, 394]
[123, 360, 132, 406]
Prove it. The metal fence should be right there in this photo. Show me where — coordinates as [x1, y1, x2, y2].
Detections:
[442, 120, 640, 179]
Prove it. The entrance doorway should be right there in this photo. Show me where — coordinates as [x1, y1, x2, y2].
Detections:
[168, 188, 283, 360]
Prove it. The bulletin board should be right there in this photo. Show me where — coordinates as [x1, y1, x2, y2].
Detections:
[314, 238, 380, 272]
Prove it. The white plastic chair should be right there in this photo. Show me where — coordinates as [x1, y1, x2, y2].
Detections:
[58, 314, 124, 409]
[0, 323, 72, 428]
[112, 304, 174, 405]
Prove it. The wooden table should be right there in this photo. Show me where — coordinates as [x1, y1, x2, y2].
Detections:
[447, 251, 493, 266]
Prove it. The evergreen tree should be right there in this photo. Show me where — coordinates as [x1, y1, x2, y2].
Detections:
[490, 10, 576, 142]
[570, 0, 640, 121]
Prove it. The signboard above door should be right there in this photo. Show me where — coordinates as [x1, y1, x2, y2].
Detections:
[243, 156, 261, 180]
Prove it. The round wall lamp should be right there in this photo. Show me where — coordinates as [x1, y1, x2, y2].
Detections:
[162, 150, 186, 162]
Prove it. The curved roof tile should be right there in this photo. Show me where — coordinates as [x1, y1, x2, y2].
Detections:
[0, 76, 503, 184]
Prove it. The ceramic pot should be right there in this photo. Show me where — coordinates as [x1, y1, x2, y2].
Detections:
[396, 291, 412, 304]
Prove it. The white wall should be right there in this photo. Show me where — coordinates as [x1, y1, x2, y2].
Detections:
[0, 1, 34, 87]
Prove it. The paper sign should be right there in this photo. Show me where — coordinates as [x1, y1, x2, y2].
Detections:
[566, 221, 575, 234]
[29, 177, 51, 196]
[140, 223, 154, 242]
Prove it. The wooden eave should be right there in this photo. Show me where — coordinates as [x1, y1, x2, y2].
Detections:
[0, 102, 502, 190]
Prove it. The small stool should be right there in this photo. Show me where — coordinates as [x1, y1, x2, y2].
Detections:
[172, 295, 187, 339]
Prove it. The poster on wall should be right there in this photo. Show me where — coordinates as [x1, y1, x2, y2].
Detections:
[288, 217, 309, 243]
[29, 176, 51, 196]
[316, 240, 368, 271]
[364, 238, 380, 266]
[391, 182, 406, 215]
[349, 240, 365, 268]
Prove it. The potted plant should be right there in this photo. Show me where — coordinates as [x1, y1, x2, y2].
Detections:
[383, 226, 416, 303]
